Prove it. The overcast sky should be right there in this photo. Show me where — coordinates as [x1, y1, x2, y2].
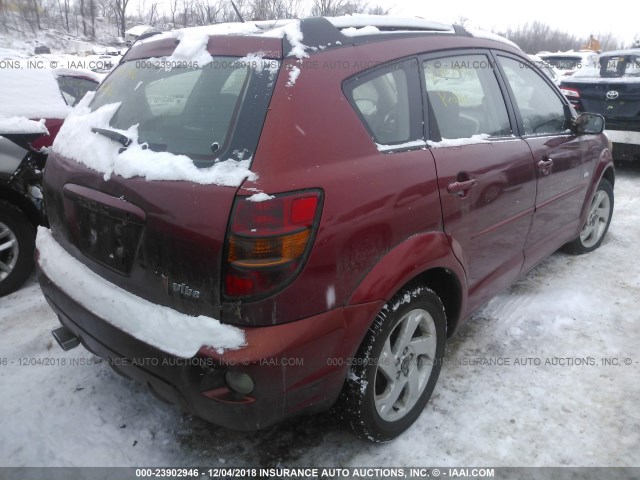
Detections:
[388, 0, 637, 45]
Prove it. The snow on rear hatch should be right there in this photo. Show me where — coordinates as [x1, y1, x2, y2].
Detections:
[51, 53, 269, 185]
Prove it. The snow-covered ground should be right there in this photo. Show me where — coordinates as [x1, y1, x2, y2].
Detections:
[1, 164, 639, 467]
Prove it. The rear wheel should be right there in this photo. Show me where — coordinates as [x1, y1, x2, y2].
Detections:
[337, 287, 446, 442]
[565, 178, 614, 254]
[0, 201, 35, 296]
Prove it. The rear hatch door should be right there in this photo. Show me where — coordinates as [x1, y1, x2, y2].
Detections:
[44, 38, 281, 320]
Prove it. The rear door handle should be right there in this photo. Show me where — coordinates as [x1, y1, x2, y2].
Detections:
[537, 158, 554, 173]
[447, 178, 477, 195]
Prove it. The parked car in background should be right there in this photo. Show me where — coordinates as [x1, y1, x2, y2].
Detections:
[561, 48, 640, 162]
[0, 67, 99, 296]
[528, 54, 561, 85]
[538, 50, 598, 77]
[38, 16, 614, 442]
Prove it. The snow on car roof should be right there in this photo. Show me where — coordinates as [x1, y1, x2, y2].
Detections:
[0, 67, 72, 120]
[145, 16, 454, 43]
[0, 116, 49, 134]
[125, 24, 157, 36]
[538, 50, 597, 59]
[137, 20, 292, 45]
[598, 48, 640, 57]
[326, 14, 453, 32]
[464, 27, 521, 50]
[52, 67, 104, 83]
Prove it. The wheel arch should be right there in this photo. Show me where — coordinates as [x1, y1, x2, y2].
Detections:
[402, 268, 463, 338]
[347, 231, 468, 338]
[600, 165, 615, 187]
[0, 185, 44, 229]
[578, 148, 615, 226]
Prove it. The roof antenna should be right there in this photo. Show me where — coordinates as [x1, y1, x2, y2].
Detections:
[230, 0, 245, 23]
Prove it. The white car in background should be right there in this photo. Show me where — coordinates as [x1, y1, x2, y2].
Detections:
[528, 54, 562, 85]
[537, 50, 599, 77]
[0, 66, 100, 295]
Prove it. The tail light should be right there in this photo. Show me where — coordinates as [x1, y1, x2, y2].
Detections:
[560, 87, 583, 112]
[560, 87, 580, 99]
[223, 190, 322, 299]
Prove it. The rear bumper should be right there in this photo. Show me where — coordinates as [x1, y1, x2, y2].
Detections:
[37, 265, 381, 431]
[604, 129, 640, 147]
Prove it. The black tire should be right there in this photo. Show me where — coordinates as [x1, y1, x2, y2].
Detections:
[565, 178, 614, 255]
[0, 200, 36, 296]
[337, 286, 446, 442]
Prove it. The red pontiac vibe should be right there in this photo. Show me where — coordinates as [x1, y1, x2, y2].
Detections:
[36, 16, 614, 441]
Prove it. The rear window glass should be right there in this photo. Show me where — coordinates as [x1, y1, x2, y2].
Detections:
[597, 55, 640, 78]
[90, 58, 258, 159]
[349, 67, 412, 145]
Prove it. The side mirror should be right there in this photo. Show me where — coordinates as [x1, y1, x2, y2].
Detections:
[572, 112, 605, 134]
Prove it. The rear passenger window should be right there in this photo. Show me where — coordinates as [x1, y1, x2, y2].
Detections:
[346, 61, 419, 146]
[497, 56, 568, 135]
[423, 54, 512, 139]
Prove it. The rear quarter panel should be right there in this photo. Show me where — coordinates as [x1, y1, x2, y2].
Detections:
[234, 38, 486, 327]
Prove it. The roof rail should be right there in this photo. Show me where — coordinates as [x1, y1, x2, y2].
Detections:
[326, 15, 454, 33]
[284, 16, 462, 57]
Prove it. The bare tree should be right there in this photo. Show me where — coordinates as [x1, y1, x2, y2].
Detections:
[182, 0, 192, 27]
[311, 0, 366, 17]
[499, 22, 580, 54]
[367, 4, 390, 15]
[113, 0, 130, 37]
[169, 0, 178, 27]
[32, 0, 41, 29]
[250, 0, 298, 20]
[194, 0, 224, 25]
[147, 1, 157, 25]
[64, 0, 70, 31]
[454, 15, 469, 27]
[88, 0, 96, 38]
[594, 32, 624, 51]
[79, 0, 87, 35]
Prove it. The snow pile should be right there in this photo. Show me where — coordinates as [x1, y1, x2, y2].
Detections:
[427, 133, 491, 148]
[168, 30, 213, 67]
[36, 227, 245, 357]
[0, 116, 48, 134]
[341, 26, 381, 37]
[262, 20, 307, 86]
[53, 67, 104, 84]
[234, 52, 279, 74]
[286, 65, 301, 87]
[246, 192, 275, 202]
[0, 68, 72, 119]
[264, 21, 309, 59]
[158, 21, 267, 40]
[327, 14, 453, 32]
[51, 94, 257, 186]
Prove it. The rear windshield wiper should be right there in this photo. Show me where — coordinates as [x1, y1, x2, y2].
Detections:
[91, 127, 133, 148]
